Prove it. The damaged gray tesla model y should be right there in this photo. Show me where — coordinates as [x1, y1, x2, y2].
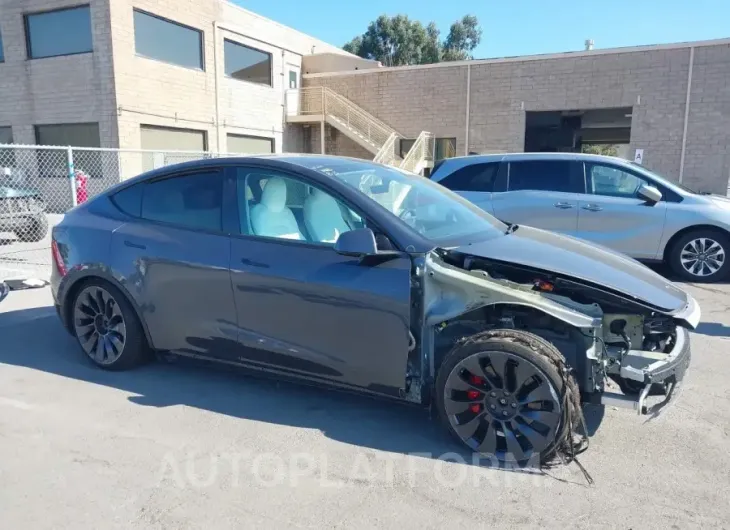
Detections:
[51, 155, 699, 464]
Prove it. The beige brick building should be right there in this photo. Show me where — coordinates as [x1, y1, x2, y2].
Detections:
[299, 39, 730, 194]
[0, 0, 356, 155]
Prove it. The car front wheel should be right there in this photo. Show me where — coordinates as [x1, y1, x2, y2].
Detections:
[435, 329, 576, 465]
[72, 281, 150, 370]
[668, 230, 730, 282]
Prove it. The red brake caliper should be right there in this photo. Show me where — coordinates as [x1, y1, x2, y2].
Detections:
[468, 375, 483, 413]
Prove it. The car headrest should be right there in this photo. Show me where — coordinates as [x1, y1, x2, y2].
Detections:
[261, 178, 287, 212]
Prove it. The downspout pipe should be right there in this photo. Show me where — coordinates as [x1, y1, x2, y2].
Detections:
[464, 64, 471, 156]
[679, 46, 695, 183]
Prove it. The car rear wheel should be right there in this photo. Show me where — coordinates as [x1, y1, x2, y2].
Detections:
[435, 329, 572, 465]
[15, 215, 48, 243]
[668, 230, 730, 282]
[72, 281, 149, 370]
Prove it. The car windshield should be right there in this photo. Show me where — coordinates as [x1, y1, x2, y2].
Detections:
[630, 162, 698, 194]
[301, 159, 507, 244]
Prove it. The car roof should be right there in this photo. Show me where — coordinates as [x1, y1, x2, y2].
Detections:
[440, 151, 630, 164]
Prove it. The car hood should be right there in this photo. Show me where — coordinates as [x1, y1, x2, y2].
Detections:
[0, 185, 39, 198]
[450, 225, 688, 313]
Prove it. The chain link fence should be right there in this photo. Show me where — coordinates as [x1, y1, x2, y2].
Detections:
[0, 144, 232, 281]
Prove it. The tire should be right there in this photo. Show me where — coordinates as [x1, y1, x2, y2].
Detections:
[71, 280, 150, 370]
[668, 229, 730, 282]
[15, 215, 48, 243]
[435, 329, 574, 464]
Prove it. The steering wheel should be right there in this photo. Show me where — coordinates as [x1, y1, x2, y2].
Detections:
[398, 207, 418, 228]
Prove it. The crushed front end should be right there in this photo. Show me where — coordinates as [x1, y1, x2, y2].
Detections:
[417, 248, 699, 418]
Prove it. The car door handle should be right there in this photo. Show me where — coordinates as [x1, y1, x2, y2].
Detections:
[124, 240, 146, 250]
[554, 202, 574, 209]
[581, 204, 603, 212]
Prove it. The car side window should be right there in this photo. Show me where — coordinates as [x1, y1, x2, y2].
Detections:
[140, 171, 223, 232]
[586, 163, 647, 199]
[111, 184, 142, 217]
[438, 162, 500, 192]
[508, 160, 583, 193]
[234, 168, 367, 245]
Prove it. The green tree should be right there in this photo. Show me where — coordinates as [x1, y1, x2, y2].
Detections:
[582, 144, 619, 157]
[343, 14, 482, 66]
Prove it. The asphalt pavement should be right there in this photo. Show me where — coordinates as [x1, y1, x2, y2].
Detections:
[0, 281, 728, 529]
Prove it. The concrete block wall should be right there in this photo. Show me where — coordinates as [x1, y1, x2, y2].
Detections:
[304, 42, 730, 194]
[308, 123, 373, 159]
[111, 0, 355, 154]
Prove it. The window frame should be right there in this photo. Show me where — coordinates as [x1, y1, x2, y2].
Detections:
[24, 4, 93, 60]
[584, 161, 649, 199]
[121, 168, 228, 235]
[438, 162, 501, 193]
[506, 159, 585, 194]
[133, 8, 205, 71]
[583, 161, 682, 203]
[227, 165, 400, 251]
[223, 39, 273, 87]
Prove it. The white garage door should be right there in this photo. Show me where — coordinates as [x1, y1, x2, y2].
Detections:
[227, 134, 274, 154]
[140, 125, 208, 172]
[140, 125, 207, 152]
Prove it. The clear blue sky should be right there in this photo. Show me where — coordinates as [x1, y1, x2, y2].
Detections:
[234, 0, 729, 58]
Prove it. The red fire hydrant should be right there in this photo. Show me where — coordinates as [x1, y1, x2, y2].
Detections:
[75, 169, 88, 204]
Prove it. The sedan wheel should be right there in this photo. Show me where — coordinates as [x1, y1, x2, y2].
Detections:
[435, 330, 571, 465]
[442, 351, 561, 462]
[71, 281, 149, 370]
[680, 237, 725, 278]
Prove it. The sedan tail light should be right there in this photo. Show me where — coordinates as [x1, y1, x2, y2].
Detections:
[51, 238, 67, 277]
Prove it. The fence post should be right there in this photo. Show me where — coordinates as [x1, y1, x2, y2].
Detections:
[68, 147, 77, 207]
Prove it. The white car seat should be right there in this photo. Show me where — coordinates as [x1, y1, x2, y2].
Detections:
[250, 178, 303, 240]
[304, 187, 350, 243]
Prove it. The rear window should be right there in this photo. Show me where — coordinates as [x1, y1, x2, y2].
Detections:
[438, 162, 500, 192]
[141, 171, 223, 232]
[508, 160, 583, 193]
[111, 185, 142, 217]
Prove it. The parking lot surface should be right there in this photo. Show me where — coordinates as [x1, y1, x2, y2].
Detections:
[1, 280, 729, 529]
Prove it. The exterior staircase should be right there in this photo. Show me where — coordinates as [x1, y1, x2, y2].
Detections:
[286, 86, 434, 173]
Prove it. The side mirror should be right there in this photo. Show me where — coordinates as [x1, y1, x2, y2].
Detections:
[638, 184, 662, 203]
[334, 228, 378, 257]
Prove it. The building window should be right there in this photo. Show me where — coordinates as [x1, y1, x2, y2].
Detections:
[0, 127, 14, 167]
[25, 5, 93, 59]
[0, 28, 5, 62]
[289, 70, 298, 89]
[224, 39, 272, 86]
[133, 10, 204, 70]
[140, 125, 208, 172]
[435, 138, 457, 161]
[227, 134, 274, 154]
[35, 123, 101, 179]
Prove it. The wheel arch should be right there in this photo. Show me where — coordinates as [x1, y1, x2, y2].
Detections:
[663, 224, 730, 261]
[431, 301, 588, 377]
[62, 273, 154, 349]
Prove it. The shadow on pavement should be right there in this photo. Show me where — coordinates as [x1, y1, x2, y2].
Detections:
[694, 322, 730, 337]
[0, 305, 604, 471]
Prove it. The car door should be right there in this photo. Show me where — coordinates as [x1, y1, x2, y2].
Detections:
[110, 169, 238, 356]
[576, 161, 667, 259]
[434, 161, 501, 216]
[491, 159, 584, 234]
[227, 166, 413, 397]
